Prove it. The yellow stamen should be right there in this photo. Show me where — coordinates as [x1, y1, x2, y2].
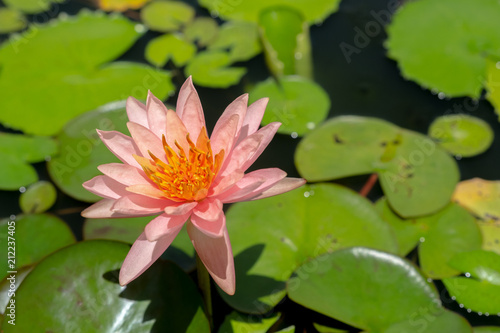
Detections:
[134, 127, 224, 202]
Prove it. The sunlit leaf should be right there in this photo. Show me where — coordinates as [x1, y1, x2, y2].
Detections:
[429, 114, 494, 157]
[98, 0, 150, 12]
[296, 116, 459, 217]
[0, 214, 76, 281]
[185, 51, 246, 88]
[83, 216, 196, 271]
[0, 241, 210, 332]
[0, 133, 58, 190]
[0, 10, 173, 136]
[183, 17, 218, 47]
[0, 7, 26, 33]
[141, 0, 195, 32]
[452, 178, 500, 221]
[249, 76, 330, 136]
[19, 181, 57, 214]
[198, 0, 341, 24]
[386, 0, 500, 97]
[3, 0, 62, 14]
[288, 247, 471, 333]
[220, 184, 398, 314]
[443, 250, 500, 314]
[217, 311, 279, 333]
[208, 21, 261, 62]
[259, 7, 312, 78]
[145, 33, 196, 67]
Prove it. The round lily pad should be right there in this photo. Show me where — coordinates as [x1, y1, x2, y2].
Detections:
[220, 183, 398, 314]
[198, 0, 341, 24]
[3, 0, 62, 14]
[443, 250, 500, 314]
[0, 7, 26, 33]
[453, 178, 500, 221]
[98, 0, 150, 11]
[0, 240, 209, 332]
[0, 214, 76, 281]
[185, 51, 247, 88]
[249, 76, 330, 136]
[386, 0, 500, 97]
[287, 247, 470, 332]
[47, 102, 129, 202]
[183, 17, 219, 47]
[19, 181, 57, 214]
[83, 216, 196, 271]
[429, 114, 494, 157]
[0, 266, 32, 315]
[141, 0, 195, 32]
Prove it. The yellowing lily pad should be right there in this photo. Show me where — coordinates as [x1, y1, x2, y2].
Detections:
[429, 114, 494, 157]
[0, 241, 210, 332]
[19, 181, 57, 214]
[185, 51, 247, 88]
[83, 216, 196, 271]
[220, 183, 398, 314]
[296, 116, 460, 218]
[183, 17, 218, 47]
[208, 21, 261, 63]
[0, 214, 76, 281]
[0, 7, 26, 33]
[47, 102, 129, 202]
[0, 133, 58, 190]
[443, 250, 500, 314]
[287, 247, 471, 333]
[198, 0, 341, 24]
[98, 0, 150, 11]
[386, 0, 500, 97]
[145, 33, 196, 67]
[141, 0, 194, 32]
[249, 76, 330, 136]
[0, 10, 173, 136]
[452, 178, 500, 221]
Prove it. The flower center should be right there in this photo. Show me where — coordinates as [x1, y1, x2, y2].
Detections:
[137, 128, 224, 202]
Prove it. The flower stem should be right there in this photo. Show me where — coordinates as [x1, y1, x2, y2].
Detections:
[196, 254, 213, 329]
[359, 173, 379, 197]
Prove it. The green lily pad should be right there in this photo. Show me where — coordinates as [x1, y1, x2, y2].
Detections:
[259, 7, 312, 78]
[0, 240, 209, 332]
[183, 17, 218, 47]
[217, 311, 280, 333]
[276, 326, 295, 333]
[486, 59, 500, 120]
[3, 0, 62, 14]
[145, 33, 196, 67]
[0, 214, 76, 281]
[249, 76, 330, 136]
[83, 216, 196, 271]
[47, 102, 128, 202]
[313, 323, 349, 333]
[429, 114, 494, 157]
[220, 183, 398, 314]
[384, 310, 472, 333]
[474, 327, 500, 333]
[0, 10, 173, 136]
[0, 266, 32, 315]
[418, 204, 482, 279]
[443, 250, 500, 314]
[208, 21, 261, 62]
[141, 0, 194, 32]
[477, 220, 500, 255]
[453, 178, 500, 221]
[19, 181, 57, 214]
[0, 7, 26, 33]
[185, 51, 246, 88]
[0, 133, 58, 190]
[198, 0, 341, 24]
[288, 247, 471, 333]
[98, 0, 150, 12]
[296, 116, 459, 217]
[375, 198, 428, 256]
[386, 0, 500, 97]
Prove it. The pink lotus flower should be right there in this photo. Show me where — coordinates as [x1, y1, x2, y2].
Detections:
[82, 77, 305, 295]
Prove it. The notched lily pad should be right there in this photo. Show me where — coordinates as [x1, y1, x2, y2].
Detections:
[19, 181, 57, 214]
[429, 114, 494, 157]
[145, 33, 196, 67]
[249, 76, 330, 136]
[208, 21, 261, 62]
[141, 0, 195, 32]
[221, 183, 398, 314]
[185, 51, 246, 88]
[184, 17, 219, 47]
[0, 10, 173, 136]
[386, 0, 500, 97]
